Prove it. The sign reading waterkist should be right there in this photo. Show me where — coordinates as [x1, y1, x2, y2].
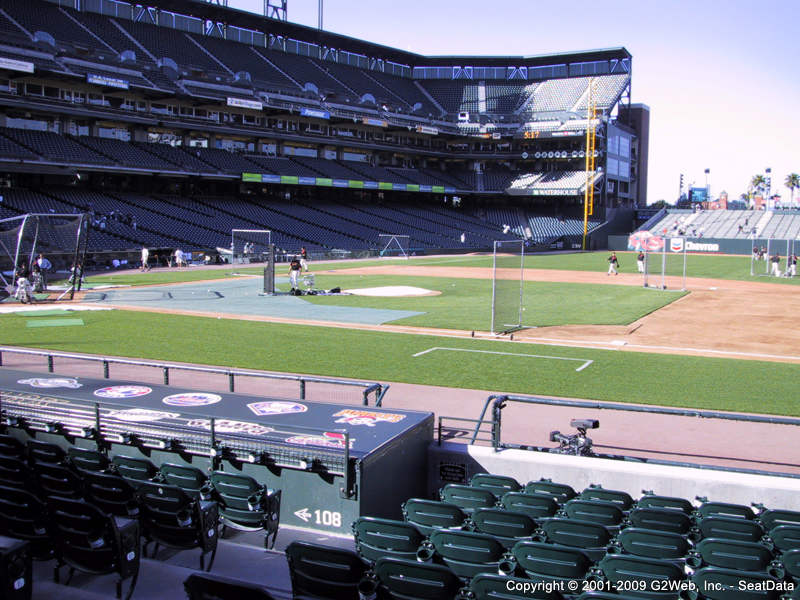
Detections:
[227, 97, 263, 111]
[0, 57, 34, 73]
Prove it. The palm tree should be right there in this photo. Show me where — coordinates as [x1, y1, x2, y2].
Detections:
[748, 174, 767, 208]
[786, 173, 800, 207]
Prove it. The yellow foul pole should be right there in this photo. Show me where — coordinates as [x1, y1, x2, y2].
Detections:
[582, 78, 597, 250]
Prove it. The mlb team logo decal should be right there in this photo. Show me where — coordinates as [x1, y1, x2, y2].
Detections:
[186, 419, 274, 436]
[670, 238, 684, 253]
[18, 377, 82, 389]
[107, 408, 180, 423]
[94, 385, 152, 399]
[163, 392, 222, 407]
[332, 409, 406, 427]
[247, 401, 307, 416]
[285, 431, 355, 449]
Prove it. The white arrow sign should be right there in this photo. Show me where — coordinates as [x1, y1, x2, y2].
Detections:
[294, 508, 312, 523]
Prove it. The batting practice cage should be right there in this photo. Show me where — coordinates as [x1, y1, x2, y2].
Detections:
[0, 213, 90, 300]
[378, 234, 410, 259]
[231, 229, 271, 263]
[491, 239, 525, 334]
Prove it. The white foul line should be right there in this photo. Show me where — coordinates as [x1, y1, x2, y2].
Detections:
[413, 347, 593, 372]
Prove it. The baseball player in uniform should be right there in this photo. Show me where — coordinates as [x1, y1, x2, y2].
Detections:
[288, 255, 302, 292]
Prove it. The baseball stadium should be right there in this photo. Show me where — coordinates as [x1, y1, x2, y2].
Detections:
[0, 0, 798, 599]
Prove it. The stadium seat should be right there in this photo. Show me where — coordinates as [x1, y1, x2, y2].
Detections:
[401, 498, 467, 535]
[500, 491, 559, 521]
[781, 548, 800, 582]
[598, 554, 687, 599]
[81, 470, 140, 517]
[67, 447, 110, 472]
[538, 518, 613, 562]
[30, 460, 84, 499]
[610, 528, 690, 561]
[691, 566, 785, 600]
[769, 525, 800, 553]
[688, 538, 776, 573]
[469, 573, 561, 600]
[760, 509, 800, 531]
[636, 493, 694, 515]
[207, 471, 281, 549]
[627, 507, 694, 535]
[47, 495, 140, 600]
[136, 480, 219, 571]
[111, 455, 161, 488]
[184, 572, 277, 599]
[0, 435, 26, 459]
[285, 541, 366, 600]
[0, 484, 53, 560]
[352, 516, 424, 565]
[0, 456, 31, 489]
[697, 516, 765, 543]
[427, 528, 506, 580]
[507, 540, 593, 582]
[470, 507, 537, 548]
[524, 478, 577, 504]
[469, 473, 522, 497]
[440, 483, 497, 513]
[579, 485, 635, 510]
[27, 439, 68, 464]
[563, 499, 625, 528]
[159, 463, 209, 499]
[372, 556, 463, 600]
[696, 501, 757, 521]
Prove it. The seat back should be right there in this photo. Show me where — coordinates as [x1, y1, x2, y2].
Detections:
[564, 499, 624, 527]
[628, 507, 693, 535]
[440, 484, 497, 513]
[470, 573, 560, 600]
[539, 518, 613, 551]
[352, 517, 424, 565]
[694, 538, 774, 572]
[783, 548, 800, 580]
[580, 486, 634, 510]
[0, 434, 26, 459]
[31, 461, 83, 498]
[374, 557, 462, 600]
[469, 473, 521, 497]
[613, 527, 690, 560]
[67, 447, 109, 473]
[470, 508, 536, 548]
[208, 471, 280, 547]
[0, 456, 31, 489]
[285, 541, 366, 600]
[760, 509, 800, 532]
[82, 470, 139, 517]
[160, 463, 208, 498]
[769, 525, 800, 553]
[0, 484, 52, 559]
[27, 439, 67, 465]
[111, 455, 159, 488]
[524, 479, 577, 504]
[184, 572, 276, 600]
[599, 554, 686, 597]
[500, 491, 559, 521]
[402, 498, 467, 535]
[636, 494, 694, 515]
[428, 529, 505, 579]
[697, 501, 756, 521]
[510, 540, 592, 581]
[691, 566, 784, 600]
[698, 516, 765, 543]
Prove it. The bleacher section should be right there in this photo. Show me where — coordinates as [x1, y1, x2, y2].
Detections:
[647, 209, 800, 241]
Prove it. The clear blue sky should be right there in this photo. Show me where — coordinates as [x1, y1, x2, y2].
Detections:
[228, 0, 800, 205]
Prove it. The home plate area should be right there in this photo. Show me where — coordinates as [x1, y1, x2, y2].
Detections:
[343, 286, 440, 297]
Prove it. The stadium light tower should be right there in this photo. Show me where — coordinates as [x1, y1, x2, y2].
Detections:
[765, 167, 772, 200]
[263, 0, 287, 20]
[704, 168, 710, 200]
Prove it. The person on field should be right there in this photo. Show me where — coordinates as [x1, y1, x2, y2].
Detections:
[637, 250, 645, 274]
[788, 254, 797, 277]
[770, 252, 781, 277]
[288, 255, 302, 292]
[300, 246, 309, 272]
[607, 252, 619, 276]
[14, 262, 33, 303]
[141, 247, 150, 271]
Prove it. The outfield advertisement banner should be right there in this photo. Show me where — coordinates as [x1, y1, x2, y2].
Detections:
[241, 172, 454, 194]
[628, 231, 664, 251]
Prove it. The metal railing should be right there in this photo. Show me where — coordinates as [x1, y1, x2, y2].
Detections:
[0, 346, 388, 407]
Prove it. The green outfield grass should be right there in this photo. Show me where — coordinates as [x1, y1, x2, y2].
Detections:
[1, 309, 798, 416]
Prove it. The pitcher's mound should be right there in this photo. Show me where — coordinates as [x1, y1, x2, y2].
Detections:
[344, 286, 440, 297]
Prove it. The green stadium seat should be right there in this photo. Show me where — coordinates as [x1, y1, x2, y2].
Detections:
[402, 498, 467, 536]
[636, 493, 694, 515]
[184, 572, 277, 600]
[136, 480, 219, 572]
[689, 538, 776, 573]
[469, 473, 522, 497]
[508, 540, 593, 582]
[31, 460, 83, 499]
[111, 455, 160, 488]
[160, 463, 208, 499]
[285, 541, 366, 600]
[628, 507, 694, 535]
[373, 556, 463, 600]
[440, 483, 497, 513]
[538, 518, 613, 561]
[783, 548, 800, 582]
[598, 554, 687, 599]
[611, 527, 690, 561]
[697, 501, 757, 521]
[698, 516, 765, 544]
[352, 516, 424, 565]
[524, 478, 577, 504]
[470, 573, 561, 599]
[67, 447, 110, 472]
[428, 528, 506, 580]
[470, 507, 537, 548]
[208, 471, 281, 550]
[580, 485, 635, 510]
[760, 509, 800, 532]
[563, 499, 624, 528]
[27, 439, 68, 464]
[500, 491, 559, 521]
[769, 525, 800, 553]
[0, 484, 53, 560]
[691, 566, 785, 600]
[0, 434, 26, 459]
[0, 456, 32, 489]
[82, 470, 139, 517]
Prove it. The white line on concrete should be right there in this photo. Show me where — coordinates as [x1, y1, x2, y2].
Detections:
[413, 347, 593, 372]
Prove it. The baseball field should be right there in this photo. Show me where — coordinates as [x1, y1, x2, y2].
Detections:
[2, 250, 799, 417]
